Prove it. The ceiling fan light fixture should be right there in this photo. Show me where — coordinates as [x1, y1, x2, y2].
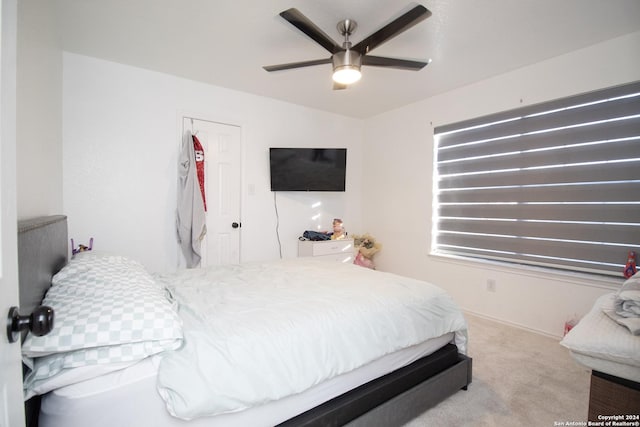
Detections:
[332, 66, 362, 85]
[332, 49, 362, 85]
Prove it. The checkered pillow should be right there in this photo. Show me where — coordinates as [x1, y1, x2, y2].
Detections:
[22, 253, 183, 396]
[50, 251, 157, 289]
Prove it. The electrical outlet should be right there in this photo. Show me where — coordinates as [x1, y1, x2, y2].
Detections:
[486, 279, 496, 292]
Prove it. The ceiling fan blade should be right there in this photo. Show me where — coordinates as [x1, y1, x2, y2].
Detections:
[362, 55, 430, 70]
[353, 5, 431, 55]
[333, 82, 348, 90]
[280, 8, 342, 54]
[263, 58, 332, 72]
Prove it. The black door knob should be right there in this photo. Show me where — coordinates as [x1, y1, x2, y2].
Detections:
[6, 306, 54, 343]
[232, 222, 241, 229]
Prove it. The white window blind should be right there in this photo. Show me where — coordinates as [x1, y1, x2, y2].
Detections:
[433, 81, 640, 277]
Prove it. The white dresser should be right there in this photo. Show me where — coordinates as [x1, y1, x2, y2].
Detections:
[298, 239, 355, 263]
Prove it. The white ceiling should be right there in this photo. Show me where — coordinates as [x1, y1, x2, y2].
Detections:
[55, 0, 640, 118]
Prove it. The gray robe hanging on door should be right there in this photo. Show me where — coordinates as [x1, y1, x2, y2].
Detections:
[176, 130, 206, 268]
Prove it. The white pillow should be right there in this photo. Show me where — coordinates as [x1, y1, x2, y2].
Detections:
[22, 254, 183, 397]
[52, 251, 155, 287]
[560, 293, 640, 367]
[23, 359, 138, 400]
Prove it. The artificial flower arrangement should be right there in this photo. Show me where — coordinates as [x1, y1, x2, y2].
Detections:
[351, 233, 382, 269]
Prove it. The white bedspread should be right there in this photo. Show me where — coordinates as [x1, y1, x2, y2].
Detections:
[154, 258, 467, 420]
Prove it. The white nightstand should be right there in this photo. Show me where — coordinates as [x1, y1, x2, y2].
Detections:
[298, 239, 355, 263]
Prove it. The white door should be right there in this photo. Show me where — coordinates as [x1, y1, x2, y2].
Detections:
[183, 118, 242, 266]
[0, 0, 25, 425]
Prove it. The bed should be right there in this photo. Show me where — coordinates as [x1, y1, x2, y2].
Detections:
[560, 285, 640, 420]
[19, 215, 472, 427]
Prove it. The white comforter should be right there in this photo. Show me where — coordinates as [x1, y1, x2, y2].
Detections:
[154, 258, 468, 420]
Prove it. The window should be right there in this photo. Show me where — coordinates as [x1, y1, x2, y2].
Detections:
[432, 81, 640, 277]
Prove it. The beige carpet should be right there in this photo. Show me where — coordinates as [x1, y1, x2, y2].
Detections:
[404, 313, 591, 426]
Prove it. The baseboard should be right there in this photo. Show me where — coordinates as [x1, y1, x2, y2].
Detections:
[463, 309, 563, 340]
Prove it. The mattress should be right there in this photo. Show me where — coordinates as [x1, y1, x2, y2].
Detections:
[39, 332, 454, 427]
[571, 352, 640, 383]
[560, 293, 640, 383]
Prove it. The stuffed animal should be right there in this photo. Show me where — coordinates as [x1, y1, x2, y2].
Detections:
[71, 237, 94, 256]
[624, 250, 637, 279]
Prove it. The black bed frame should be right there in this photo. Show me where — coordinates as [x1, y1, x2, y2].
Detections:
[279, 344, 472, 426]
[18, 215, 472, 427]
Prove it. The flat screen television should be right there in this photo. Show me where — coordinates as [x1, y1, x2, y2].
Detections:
[270, 148, 347, 192]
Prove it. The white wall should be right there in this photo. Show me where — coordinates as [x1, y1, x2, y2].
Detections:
[61, 30, 639, 337]
[62, 53, 363, 272]
[16, 0, 63, 219]
[362, 32, 640, 338]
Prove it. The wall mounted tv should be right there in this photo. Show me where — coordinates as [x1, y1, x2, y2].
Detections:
[270, 148, 347, 192]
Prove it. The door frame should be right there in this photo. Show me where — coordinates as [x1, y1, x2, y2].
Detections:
[0, 0, 25, 425]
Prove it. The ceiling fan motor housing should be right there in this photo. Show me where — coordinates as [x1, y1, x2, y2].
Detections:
[332, 49, 362, 84]
[332, 49, 362, 70]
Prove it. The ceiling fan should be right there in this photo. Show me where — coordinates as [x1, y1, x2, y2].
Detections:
[263, 5, 432, 89]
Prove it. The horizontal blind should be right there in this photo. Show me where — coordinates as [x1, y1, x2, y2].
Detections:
[433, 81, 640, 277]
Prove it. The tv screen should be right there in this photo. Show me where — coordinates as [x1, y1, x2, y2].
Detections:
[270, 148, 347, 192]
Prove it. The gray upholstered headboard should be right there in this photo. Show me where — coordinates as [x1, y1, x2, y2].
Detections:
[18, 215, 68, 318]
[18, 215, 68, 427]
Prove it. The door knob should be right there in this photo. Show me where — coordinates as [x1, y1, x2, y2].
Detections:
[6, 306, 54, 343]
[232, 222, 241, 229]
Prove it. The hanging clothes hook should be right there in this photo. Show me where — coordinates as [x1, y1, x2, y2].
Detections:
[190, 118, 199, 136]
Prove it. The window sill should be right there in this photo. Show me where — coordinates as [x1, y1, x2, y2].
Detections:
[428, 252, 624, 291]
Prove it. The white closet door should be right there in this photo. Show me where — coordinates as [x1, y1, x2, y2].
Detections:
[185, 118, 242, 266]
